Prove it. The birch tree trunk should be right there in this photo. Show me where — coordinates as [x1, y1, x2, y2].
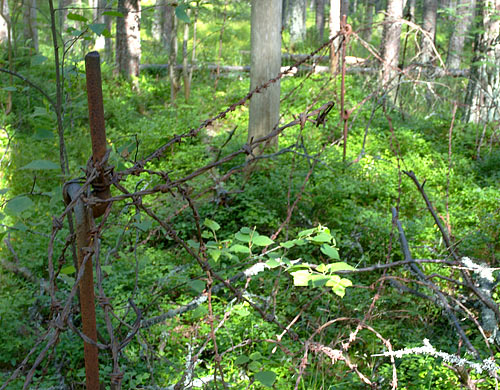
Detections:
[446, 0, 476, 69]
[420, 0, 438, 63]
[380, 0, 403, 85]
[23, 0, 38, 51]
[116, 0, 141, 78]
[289, 0, 306, 46]
[465, 0, 500, 123]
[248, 0, 282, 152]
[0, 0, 8, 45]
[329, 0, 341, 72]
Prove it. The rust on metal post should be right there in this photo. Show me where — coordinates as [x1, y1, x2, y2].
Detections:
[85, 51, 111, 217]
[63, 183, 100, 390]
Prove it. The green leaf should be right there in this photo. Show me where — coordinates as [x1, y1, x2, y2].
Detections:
[204, 218, 220, 231]
[265, 258, 281, 268]
[101, 265, 112, 275]
[32, 129, 54, 140]
[254, 371, 277, 388]
[5, 196, 33, 216]
[235, 355, 250, 365]
[20, 160, 60, 170]
[311, 231, 332, 243]
[102, 10, 124, 17]
[249, 351, 262, 360]
[239, 227, 252, 234]
[67, 13, 88, 22]
[248, 361, 261, 372]
[187, 239, 200, 249]
[89, 23, 106, 36]
[234, 232, 250, 242]
[229, 244, 250, 254]
[60, 265, 76, 275]
[31, 54, 48, 66]
[133, 220, 152, 232]
[175, 4, 191, 23]
[252, 235, 274, 247]
[325, 262, 355, 272]
[2, 86, 17, 92]
[320, 244, 340, 260]
[208, 249, 221, 262]
[291, 270, 311, 286]
[188, 280, 205, 294]
[298, 227, 316, 237]
[281, 240, 296, 249]
[31, 107, 50, 118]
[0, 188, 8, 195]
[101, 28, 112, 38]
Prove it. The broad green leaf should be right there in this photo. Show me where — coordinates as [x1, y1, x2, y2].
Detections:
[311, 231, 332, 243]
[188, 280, 205, 294]
[248, 361, 262, 372]
[254, 371, 277, 388]
[321, 244, 340, 260]
[102, 10, 124, 17]
[317, 263, 327, 273]
[234, 232, 250, 242]
[2, 86, 17, 92]
[234, 305, 250, 317]
[201, 230, 213, 239]
[31, 54, 48, 66]
[235, 355, 250, 365]
[229, 244, 250, 254]
[20, 160, 59, 170]
[208, 249, 221, 262]
[265, 258, 281, 268]
[298, 227, 316, 237]
[175, 4, 191, 23]
[89, 23, 106, 36]
[0, 188, 8, 195]
[252, 235, 274, 246]
[325, 262, 355, 272]
[309, 275, 330, 287]
[239, 227, 252, 234]
[281, 240, 296, 249]
[249, 351, 262, 360]
[204, 218, 220, 231]
[60, 265, 76, 275]
[11, 221, 28, 231]
[101, 265, 112, 275]
[101, 28, 112, 38]
[5, 196, 33, 216]
[291, 270, 311, 286]
[32, 129, 54, 140]
[187, 239, 200, 249]
[67, 13, 88, 22]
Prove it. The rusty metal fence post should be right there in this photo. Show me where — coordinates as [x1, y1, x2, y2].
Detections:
[63, 51, 111, 390]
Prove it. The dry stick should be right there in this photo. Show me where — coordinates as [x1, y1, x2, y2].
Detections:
[403, 170, 500, 322]
[391, 207, 479, 358]
[340, 20, 352, 163]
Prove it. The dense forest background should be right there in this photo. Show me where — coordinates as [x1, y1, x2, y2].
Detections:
[0, 0, 499, 389]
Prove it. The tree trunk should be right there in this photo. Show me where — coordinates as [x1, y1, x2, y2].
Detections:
[380, 0, 403, 85]
[59, 0, 72, 33]
[289, 0, 306, 46]
[154, 0, 175, 53]
[116, 0, 141, 78]
[167, 6, 179, 100]
[362, 0, 374, 42]
[315, 0, 325, 41]
[0, 0, 8, 45]
[465, 0, 500, 123]
[23, 0, 38, 51]
[420, 0, 438, 63]
[329, 0, 341, 71]
[446, 0, 476, 69]
[95, 0, 112, 59]
[248, 0, 282, 152]
[341, 0, 349, 18]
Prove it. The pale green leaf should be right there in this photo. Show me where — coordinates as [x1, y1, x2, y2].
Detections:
[235, 232, 250, 242]
[188, 280, 205, 294]
[235, 355, 250, 365]
[229, 244, 250, 254]
[60, 265, 76, 275]
[67, 12, 88, 22]
[255, 371, 277, 388]
[89, 23, 106, 35]
[320, 244, 340, 260]
[252, 235, 274, 246]
[204, 218, 220, 231]
[5, 196, 33, 216]
[265, 258, 281, 268]
[291, 270, 311, 286]
[20, 160, 59, 170]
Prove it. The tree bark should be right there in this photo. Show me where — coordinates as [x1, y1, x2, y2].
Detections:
[315, 0, 325, 41]
[446, 0, 476, 69]
[341, 0, 349, 18]
[420, 0, 438, 63]
[465, 0, 500, 123]
[23, 0, 38, 51]
[95, 0, 112, 61]
[289, 0, 306, 46]
[362, 0, 374, 42]
[380, 0, 404, 85]
[248, 0, 282, 152]
[0, 0, 8, 45]
[329, 0, 341, 72]
[116, 0, 141, 78]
